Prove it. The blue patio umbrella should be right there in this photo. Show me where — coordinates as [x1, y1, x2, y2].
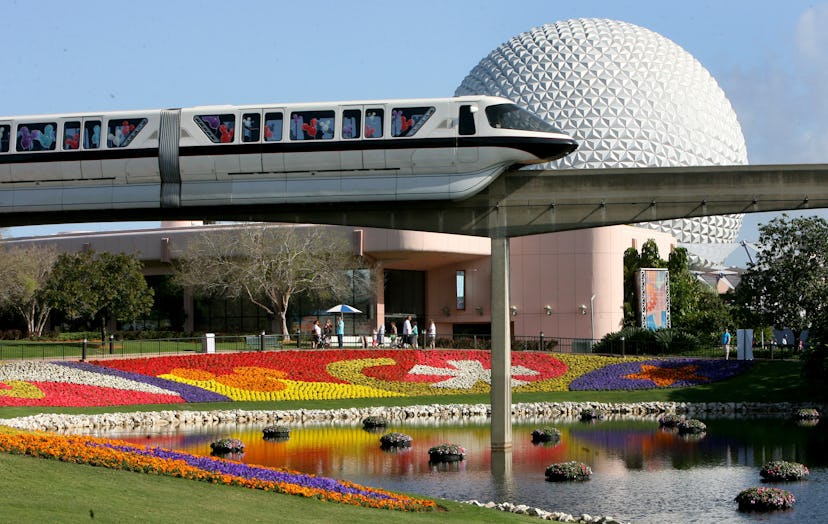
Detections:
[326, 304, 362, 314]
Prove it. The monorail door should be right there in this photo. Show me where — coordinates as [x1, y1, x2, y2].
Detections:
[456, 102, 479, 164]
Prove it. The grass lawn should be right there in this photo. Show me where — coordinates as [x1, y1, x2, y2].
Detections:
[0, 453, 538, 523]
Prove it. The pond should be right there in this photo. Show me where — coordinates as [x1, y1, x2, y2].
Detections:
[82, 415, 827, 523]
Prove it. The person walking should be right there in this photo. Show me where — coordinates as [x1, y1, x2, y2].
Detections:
[311, 320, 322, 349]
[336, 315, 344, 349]
[390, 322, 398, 348]
[402, 316, 412, 348]
[721, 329, 731, 360]
[411, 321, 419, 349]
[323, 319, 333, 348]
[377, 323, 385, 347]
[427, 319, 436, 349]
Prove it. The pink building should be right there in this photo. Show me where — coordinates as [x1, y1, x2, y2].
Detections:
[4, 223, 675, 341]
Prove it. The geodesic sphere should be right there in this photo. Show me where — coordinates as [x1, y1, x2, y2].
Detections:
[456, 18, 748, 266]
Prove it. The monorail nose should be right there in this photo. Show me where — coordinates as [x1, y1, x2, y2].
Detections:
[521, 136, 579, 164]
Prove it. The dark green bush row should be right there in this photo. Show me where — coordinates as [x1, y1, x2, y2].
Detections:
[591, 326, 702, 355]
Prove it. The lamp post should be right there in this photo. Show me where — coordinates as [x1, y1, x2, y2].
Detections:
[590, 294, 596, 343]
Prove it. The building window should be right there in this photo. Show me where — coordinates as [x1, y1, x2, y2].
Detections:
[456, 270, 465, 310]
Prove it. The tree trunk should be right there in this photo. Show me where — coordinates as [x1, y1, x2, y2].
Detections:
[100, 315, 107, 346]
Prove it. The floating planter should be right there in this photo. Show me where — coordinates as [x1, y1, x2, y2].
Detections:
[677, 418, 707, 435]
[428, 443, 465, 463]
[658, 413, 685, 428]
[380, 432, 412, 449]
[760, 460, 809, 481]
[579, 408, 605, 421]
[209, 437, 245, 453]
[262, 425, 290, 440]
[531, 427, 561, 443]
[735, 487, 796, 512]
[362, 415, 388, 429]
[794, 408, 820, 420]
[545, 461, 592, 482]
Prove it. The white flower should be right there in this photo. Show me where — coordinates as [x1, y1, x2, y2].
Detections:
[408, 360, 539, 389]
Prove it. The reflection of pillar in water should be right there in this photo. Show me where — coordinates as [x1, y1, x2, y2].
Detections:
[491, 448, 514, 502]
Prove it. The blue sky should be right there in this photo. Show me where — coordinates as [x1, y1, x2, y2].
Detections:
[2, 1, 827, 266]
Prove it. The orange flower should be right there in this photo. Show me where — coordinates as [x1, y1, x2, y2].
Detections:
[625, 364, 708, 387]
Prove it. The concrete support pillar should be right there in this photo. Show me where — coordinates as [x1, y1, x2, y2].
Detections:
[490, 236, 512, 450]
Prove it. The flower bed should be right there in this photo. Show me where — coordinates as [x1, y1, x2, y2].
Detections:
[735, 487, 795, 512]
[545, 461, 592, 481]
[0, 351, 754, 407]
[531, 427, 561, 443]
[428, 443, 465, 462]
[677, 419, 706, 435]
[569, 359, 751, 391]
[380, 432, 412, 449]
[760, 460, 809, 481]
[0, 430, 437, 512]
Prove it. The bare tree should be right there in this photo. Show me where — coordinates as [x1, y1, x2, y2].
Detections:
[173, 224, 357, 337]
[0, 244, 59, 337]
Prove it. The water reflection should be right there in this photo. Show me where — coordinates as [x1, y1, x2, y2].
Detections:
[79, 416, 826, 523]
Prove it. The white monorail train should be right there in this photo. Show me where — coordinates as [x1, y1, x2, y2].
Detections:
[0, 96, 577, 213]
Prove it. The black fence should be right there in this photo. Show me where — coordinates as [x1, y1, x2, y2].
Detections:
[0, 332, 799, 361]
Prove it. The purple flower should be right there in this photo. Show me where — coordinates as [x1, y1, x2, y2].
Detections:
[569, 359, 752, 391]
[54, 361, 230, 402]
[94, 442, 398, 501]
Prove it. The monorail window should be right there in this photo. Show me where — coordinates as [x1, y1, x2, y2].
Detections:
[242, 113, 260, 142]
[459, 105, 476, 136]
[0, 124, 9, 152]
[194, 114, 235, 143]
[342, 109, 361, 139]
[264, 112, 283, 141]
[16, 122, 57, 152]
[365, 109, 383, 138]
[485, 103, 562, 133]
[84, 121, 101, 149]
[107, 118, 148, 148]
[64, 121, 81, 150]
[391, 107, 434, 137]
[289, 110, 334, 140]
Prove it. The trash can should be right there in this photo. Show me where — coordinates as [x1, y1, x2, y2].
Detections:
[202, 333, 216, 354]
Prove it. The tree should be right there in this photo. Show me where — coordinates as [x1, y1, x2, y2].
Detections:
[623, 240, 731, 338]
[734, 214, 828, 348]
[623, 239, 666, 327]
[173, 225, 357, 337]
[43, 251, 154, 341]
[0, 244, 59, 337]
[667, 247, 731, 339]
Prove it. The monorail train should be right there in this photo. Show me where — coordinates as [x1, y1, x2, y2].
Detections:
[0, 96, 577, 214]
